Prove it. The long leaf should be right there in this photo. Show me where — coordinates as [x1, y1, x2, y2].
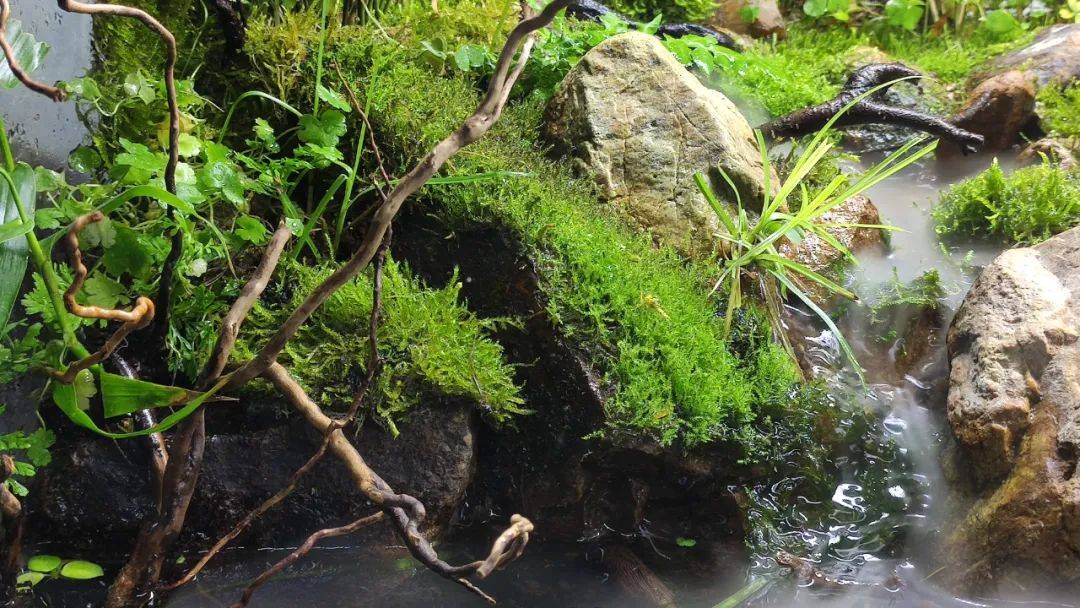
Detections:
[99, 371, 199, 418]
[759, 253, 857, 300]
[52, 375, 226, 439]
[0, 20, 49, 90]
[0, 163, 35, 328]
[695, 172, 739, 237]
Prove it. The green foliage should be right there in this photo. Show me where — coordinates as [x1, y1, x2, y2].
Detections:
[18, 555, 103, 591]
[697, 121, 932, 376]
[933, 159, 1080, 245]
[803, 0, 854, 21]
[884, 0, 925, 30]
[238, 261, 524, 428]
[607, 0, 719, 22]
[0, 407, 55, 498]
[1037, 83, 1080, 139]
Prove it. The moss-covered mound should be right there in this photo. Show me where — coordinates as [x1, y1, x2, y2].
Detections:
[933, 160, 1080, 246]
[236, 261, 524, 431]
[241, 2, 806, 450]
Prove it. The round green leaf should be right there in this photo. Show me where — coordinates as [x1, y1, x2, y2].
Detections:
[27, 554, 61, 573]
[59, 560, 104, 580]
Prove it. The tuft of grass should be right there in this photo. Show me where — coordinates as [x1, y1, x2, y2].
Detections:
[235, 260, 525, 430]
[933, 160, 1080, 246]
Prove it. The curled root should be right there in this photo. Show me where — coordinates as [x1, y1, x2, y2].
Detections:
[51, 212, 156, 384]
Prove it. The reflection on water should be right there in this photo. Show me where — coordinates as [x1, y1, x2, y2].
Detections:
[1, 2, 90, 170]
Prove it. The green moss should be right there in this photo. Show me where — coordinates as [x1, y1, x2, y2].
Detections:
[607, 0, 719, 22]
[236, 261, 524, 428]
[240, 2, 808, 450]
[92, 0, 197, 80]
[1038, 83, 1080, 140]
[933, 160, 1080, 245]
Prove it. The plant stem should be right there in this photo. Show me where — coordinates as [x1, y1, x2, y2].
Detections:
[0, 148, 88, 359]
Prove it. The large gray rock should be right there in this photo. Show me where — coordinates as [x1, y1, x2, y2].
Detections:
[972, 24, 1080, 89]
[543, 32, 771, 258]
[942, 226, 1080, 590]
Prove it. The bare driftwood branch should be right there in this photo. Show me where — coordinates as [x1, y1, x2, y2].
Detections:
[0, 0, 64, 100]
[52, 212, 156, 384]
[201, 223, 292, 385]
[108, 223, 292, 607]
[266, 362, 535, 603]
[168, 235, 389, 590]
[230, 513, 384, 608]
[760, 63, 985, 153]
[225, 0, 573, 392]
[106, 409, 204, 608]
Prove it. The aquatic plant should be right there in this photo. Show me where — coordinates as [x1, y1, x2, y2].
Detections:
[933, 159, 1080, 245]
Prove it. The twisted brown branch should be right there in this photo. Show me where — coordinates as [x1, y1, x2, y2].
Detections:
[166, 235, 387, 590]
[200, 222, 292, 386]
[52, 212, 156, 384]
[224, 0, 573, 393]
[266, 362, 534, 603]
[230, 513, 384, 608]
[0, 0, 65, 101]
[108, 222, 292, 607]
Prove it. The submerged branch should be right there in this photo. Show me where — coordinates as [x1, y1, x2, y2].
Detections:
[230, 513, 384, 608]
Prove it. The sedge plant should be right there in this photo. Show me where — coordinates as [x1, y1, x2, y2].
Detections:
[697, 94, 936, 379]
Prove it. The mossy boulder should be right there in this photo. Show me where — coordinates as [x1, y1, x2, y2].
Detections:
[543, 32, 772, 258]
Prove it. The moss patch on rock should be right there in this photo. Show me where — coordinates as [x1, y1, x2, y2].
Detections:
[235, 261, 524, 430]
